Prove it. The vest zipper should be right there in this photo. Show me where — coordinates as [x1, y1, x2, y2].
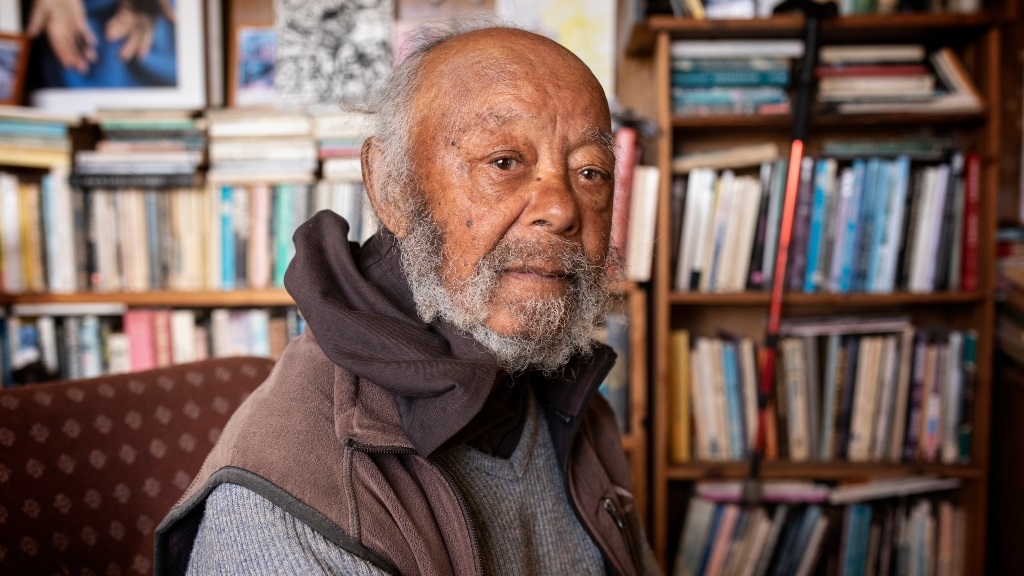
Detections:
[346, 438, 485, 575]
[428, 457, 485, 576]
[601, 497, 643, 574]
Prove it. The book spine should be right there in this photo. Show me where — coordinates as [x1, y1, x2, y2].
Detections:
[786, 157, 816, 292]
[903, 332, 928, 460]
[958, 330, 976, 463]
[671, 330, 692, 463]
[69, 172, 197, 189]
[722, 340, 746, 459]
[803, 159, 834, 293]
[273, 184, 293, 287]
[838, 161, 866, 293]
[960, 153, 980, 292]
[220, 185, 236, 290]
[746, 162, 773, 289]
[672, 69, 791, 87]
[611, 126, 638, 265]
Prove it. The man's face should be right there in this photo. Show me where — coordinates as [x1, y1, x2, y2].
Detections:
[405, 30, 616, 342]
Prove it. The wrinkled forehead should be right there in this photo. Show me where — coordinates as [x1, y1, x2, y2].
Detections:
[412, 32, 611, 135]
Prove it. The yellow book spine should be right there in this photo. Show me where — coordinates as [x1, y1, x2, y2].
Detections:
[670, 329, 692, 463]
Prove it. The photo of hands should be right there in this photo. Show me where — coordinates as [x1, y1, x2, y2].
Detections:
[27, 0, 177, 88]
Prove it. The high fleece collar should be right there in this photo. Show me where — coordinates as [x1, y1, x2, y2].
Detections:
[284, 211, 616, 458]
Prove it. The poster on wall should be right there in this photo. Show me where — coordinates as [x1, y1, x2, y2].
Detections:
[25, 0, 205, 115]
[495, 0, 615, 98]
[273, 0, 393, 106]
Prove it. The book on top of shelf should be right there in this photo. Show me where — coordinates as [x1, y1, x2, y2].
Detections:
[672, 142, 780, 174]
[670, 39, 804, 59]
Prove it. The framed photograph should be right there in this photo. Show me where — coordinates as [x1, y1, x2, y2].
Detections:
[27, 0, 206, 115]
[231, 25, 276, 107]
[0, 33, 27, 105]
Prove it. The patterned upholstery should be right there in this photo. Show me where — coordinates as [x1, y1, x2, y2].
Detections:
[0, 356, 276, 576]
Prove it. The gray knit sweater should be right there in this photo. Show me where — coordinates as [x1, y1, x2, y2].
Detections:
[186, 389, 650, 575]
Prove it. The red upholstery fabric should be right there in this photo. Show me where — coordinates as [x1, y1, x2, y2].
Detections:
[0, 357, 275, 576]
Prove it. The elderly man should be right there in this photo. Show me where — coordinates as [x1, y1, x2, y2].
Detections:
[156, 25, 659, 575]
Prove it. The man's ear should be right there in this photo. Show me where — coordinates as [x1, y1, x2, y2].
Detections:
[361, 137, 409, 237]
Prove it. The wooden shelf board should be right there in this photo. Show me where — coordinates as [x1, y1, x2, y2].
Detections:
[629, 12, 997, 55]
[671, 111, 987, 129]
[666, 460, 986, 481]
[668, 291, 984, 306]
[0, 289, 296, 308]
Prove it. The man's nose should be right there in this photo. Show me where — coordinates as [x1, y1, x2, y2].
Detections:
[521, 169, 580, 237]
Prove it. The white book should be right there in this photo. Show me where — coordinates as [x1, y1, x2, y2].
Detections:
[11, 302, 126, 316]
[781, 337, 810, 461]
[248, 309, 272, 357]
[691, 338, 712, 460]
[171, 310, 197, 364]
[36, 316, 58, 376]
[888, 327, 917, 462]
[872, 335, 899, 461]
[728, 177, 762, 292]
[106, 332, 132, 375]
[739, 338, 759, 451]
[675, 168, 713, 291]
[829, 476, 960, 505]
[848, 336, 881, 461]
[942, 332, 964, 463]
[670, 39, 804, 59]
[819, 44, 926, 64]
[626, 165, 660, 282]
[210, 309, 232, 357]
[51, 168, 78, 292]
[206, 186, 223, 290]
[739, 511, 773, 576]
[0, 173, 23, 292]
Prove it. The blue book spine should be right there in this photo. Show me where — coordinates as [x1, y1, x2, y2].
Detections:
[722, 341, 746, 458]
[0, 120, 68, 138]
[272, 185, 292, 287]
[880, 156, 911, 293]
[839, 160, 866, 293]
[0, 316, 11, 387]
[672, 69, 791, 87]
[41, 174, 60, 290]
[671, 86, 788, 106]
[220, 186, 236, 290]
[852, 158, 880, 292]
[803, 159, 831, 293]
[865, 159, 892, 292]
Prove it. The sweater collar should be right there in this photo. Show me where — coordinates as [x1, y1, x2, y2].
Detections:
[285, 211, 614, 457]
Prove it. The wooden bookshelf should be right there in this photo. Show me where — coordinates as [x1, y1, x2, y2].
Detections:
[618, 9, 1003, 574]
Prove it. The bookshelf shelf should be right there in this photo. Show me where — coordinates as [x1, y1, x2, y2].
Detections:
[667, 291, 984, 306]
[0, 289, 296, 308]
[628, 12, 998, 55]
[665, 461, 986, 481]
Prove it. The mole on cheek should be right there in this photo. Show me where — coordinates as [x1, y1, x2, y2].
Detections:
[466, 219, 473, 228]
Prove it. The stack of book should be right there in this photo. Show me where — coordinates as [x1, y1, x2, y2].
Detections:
[669, 40, 801, 117]
[312, 108, 376, 243]
[0, 107, 75, 169]
[672, 148, 980, 294]
[673, 477, 966, 576]
[671, 316, 977, 465]
[0, 303, 304, 387]
[837, 0, 979, 14]
[206, 108, 316, 185]
[818, 45, 982, 116]
[72, 109, 205, 189]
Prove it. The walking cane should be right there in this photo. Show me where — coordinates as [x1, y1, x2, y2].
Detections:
[744, 0, 838, 503]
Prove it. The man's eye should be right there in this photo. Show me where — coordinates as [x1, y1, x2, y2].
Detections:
[581, 168, 608, 182]
[492, 157, 518, 171]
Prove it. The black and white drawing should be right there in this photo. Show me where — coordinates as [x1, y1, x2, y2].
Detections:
[274, 0, 393, 106]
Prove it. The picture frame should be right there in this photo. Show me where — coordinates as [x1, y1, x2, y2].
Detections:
[0, 33, 27, 105]
[231, 25, 277, 107]
[28, 0, 206, 115]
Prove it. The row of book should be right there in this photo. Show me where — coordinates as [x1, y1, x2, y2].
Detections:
[0, 169, 376, 294]
[670, 316, 976, 464]
[667, 41, 980, 117]
[670, 40, 799, 117]
[816, 46, 981, 116]
[672, 150, 979, 295]
[673, 478, 966, 576]
[0, 304, 304, 388]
